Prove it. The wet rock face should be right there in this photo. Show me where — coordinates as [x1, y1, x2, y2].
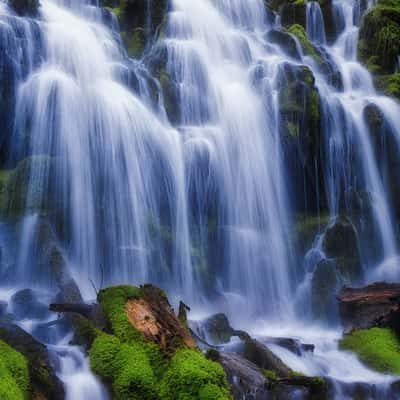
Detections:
[280, 0, 307, 28]
[322, 217, 362, 283]
[338, 282, 400, 333]
[8, 0, 39, 16]
[104, 0, 168, 57]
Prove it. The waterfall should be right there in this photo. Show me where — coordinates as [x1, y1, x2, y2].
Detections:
[307, 1, 326, 44]
[164, 0, 294, 319]
[1, 0, 400, 397]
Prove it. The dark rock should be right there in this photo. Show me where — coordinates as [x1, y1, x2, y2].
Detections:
[105, 0, 168, 57]
[199, 313, 235, 344]
[0, 322, 65, 399]
[322, 216, 359, 259]
[8, 0, 39, 16]
[338, 282, 400, 333]
[322, 217, 362, 283]
[280, 1, 307, 28]
[10, 288, 49, 320]
[264, 336, 314, 355]
[0, 300, 7, 317]
[266, 29, 301, 60]
[219, 352, 322, 400]
[219, 352, 269, 399]
[241, 336, 293, 378]
[48, 245, 83, 304]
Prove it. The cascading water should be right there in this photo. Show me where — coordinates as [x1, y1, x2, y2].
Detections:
[163, 0, 295, 319]
[1, 0, 400, 398]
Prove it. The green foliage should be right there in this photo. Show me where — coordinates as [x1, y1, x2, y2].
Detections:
[159, 349, 231, 400]
[375, 74, 400, 100]
[0, 340, 30, 400]
[340, 328, 400, 375]
[358, 0, 400, 74]
[287, 24, 321, 62]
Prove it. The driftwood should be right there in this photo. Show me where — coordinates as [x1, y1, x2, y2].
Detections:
[338, 282, 400, 333]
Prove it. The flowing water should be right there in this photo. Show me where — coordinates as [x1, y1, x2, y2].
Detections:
[1, 0, 400, 397]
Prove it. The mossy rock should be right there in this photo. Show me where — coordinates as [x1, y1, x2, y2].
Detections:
[1, 155, 54, 217]
[295, 213, 330, 253]
[280, 0, 307, 28]
[0, 339, 30, 400]
[278, 62, 321, 158]
[358, 0, 400, 74]
[0, 323, 64, 399]
[105, 0, 168, 58]
[287, 24, 322, 63]
[90, 285, 232, 399]
[340, 327, 400, 375]
[159, 348, 231, 400]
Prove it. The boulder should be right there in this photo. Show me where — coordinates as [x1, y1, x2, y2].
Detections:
[218, 352, 269, 399]
[196, 313, 235, 345]
[266, 29, 301, 60]
[241, 336, 293, 378]
[264, 337, 314, 355]
[219, 352, 325, 400]
[322, 217, 362, 283]
[10, 289, 49, 320]
[322, 217, 359, 259]
[338, 282, 400, 333]
[0, 323, 65, 399]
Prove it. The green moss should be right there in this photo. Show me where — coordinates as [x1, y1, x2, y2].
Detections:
[287, 24, 322, 63]
[358, 0, 400, 74]
[122, 28, 146, 57]
[159, 348, 231, 400]
[0, 340, 30, 400]
[91, 285, 232, 399]
[262, 369, 278, 381]
[340, 328, 400, 375]
[98, 285, 143, 342]
[1, 155, 54, 217]
[90, 334, 159, 400]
